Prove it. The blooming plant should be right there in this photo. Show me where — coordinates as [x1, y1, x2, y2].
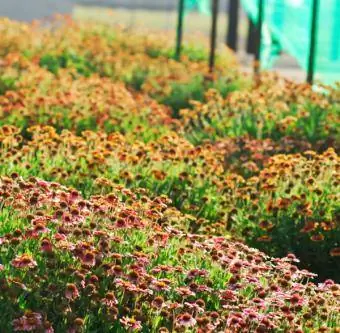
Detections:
[0, 176, 339, 332]
[0, 16, 339, 333]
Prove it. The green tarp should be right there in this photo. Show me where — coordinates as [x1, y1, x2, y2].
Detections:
[241, 0, 340, 84]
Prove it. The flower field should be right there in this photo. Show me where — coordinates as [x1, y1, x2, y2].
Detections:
[0, 17, 339, 332]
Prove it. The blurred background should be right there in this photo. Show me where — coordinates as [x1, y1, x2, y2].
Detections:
[0, 0, 338, 83]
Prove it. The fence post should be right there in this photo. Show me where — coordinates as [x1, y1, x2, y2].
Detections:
[209, 0, 219, 73]
[254, 0, 264, 74]
[307, 0, 320, 84]
[226, 0, 240, 51]
[175, 0, 185, 61]
[246, 18, 257, 54]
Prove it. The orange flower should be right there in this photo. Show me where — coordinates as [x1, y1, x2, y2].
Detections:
[151, 170, 167, 181]
[300, 221, 316, 233]
[310, 234, 324, 242]
[330, 248, 340, 257]
[320, 221, 335, 231]
[257, 235, 272, 242]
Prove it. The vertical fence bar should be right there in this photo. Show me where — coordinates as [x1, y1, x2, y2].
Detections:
[209, 0, 219, 73]
[254, 0, 264, 74]
[175, 0, 185, 61]
[226, 0, 240, 51]
[307, 0, 320, 84]
[246, 18, 257, 54]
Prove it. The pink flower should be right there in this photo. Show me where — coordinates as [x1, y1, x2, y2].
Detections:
[150, 280, 171, 292]
[54, 233, 67, 241]
[115, 218, 128, 229]
[184, 302, 204, 313]
[65, 284, 80, 300]
[37, 180, 49, 188]
[186, 269, 208, 279]
[81, 251, 96, 267]
[13, 311, 42, 331]
[176, 313, 197, 328]
[43, 322, 54, 333]
[226, 312, 245, 328]
[69, 190, 80, 203]
[41, 239, 53, 253]
[175, 286, 195, 297]
[288, 293, 304, 305]
[119, 316, 142, 331]
[44, 326, 54, 333]
[242, 308, 259, 320]
[151, 296, 164, 310]
[32, 223, 49, 235]
[101, 292, 118, 308]
[11, 254, 37, 269]
[0, 264, 4, 271]
[220, 289, 237, 301]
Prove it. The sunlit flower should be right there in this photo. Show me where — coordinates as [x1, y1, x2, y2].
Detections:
[119, 316, 142, 331]
[11, 254, 37, 269]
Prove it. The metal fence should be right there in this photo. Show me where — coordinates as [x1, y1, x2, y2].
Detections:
[1, 0, 332, 84]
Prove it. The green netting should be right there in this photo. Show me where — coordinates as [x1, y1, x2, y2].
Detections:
[241, 0, 340, 83]
[185, 0, 211, 15]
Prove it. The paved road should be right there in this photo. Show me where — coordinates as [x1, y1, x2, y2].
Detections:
[0, 0, 230, 21]
[0, 0, 74, 21]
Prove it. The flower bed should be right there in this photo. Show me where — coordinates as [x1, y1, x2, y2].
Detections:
[0, 17, 339, 332]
